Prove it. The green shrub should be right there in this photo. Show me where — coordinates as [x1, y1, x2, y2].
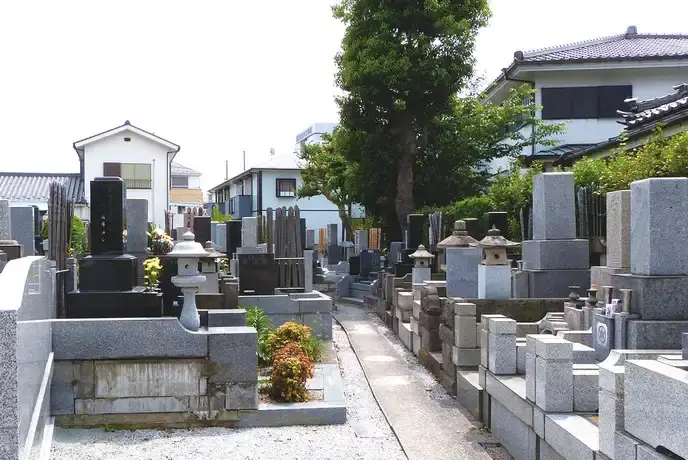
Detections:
[304, 335, 325, 362]
[246, 307, 272, 364]
[41, 216, 88, 257]
[270, 342, 314, 402]
[211, 206, 232, 223]
[266, 322, 312, 361]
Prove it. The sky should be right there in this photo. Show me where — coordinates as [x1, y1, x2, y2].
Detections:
[1, 0, 686, 194]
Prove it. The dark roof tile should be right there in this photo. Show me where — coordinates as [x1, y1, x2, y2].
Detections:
[0, 173, 86, 204]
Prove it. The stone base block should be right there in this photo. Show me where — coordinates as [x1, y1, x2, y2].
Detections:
[611, 273, 688, 320]
[516, 342, 526, 374]
[522, 239, 590, 270]
[445, 247, 480, 298]
[488, 333, 517, 375]
[419, 350, 442, 377]
[591, 265, 628, 290]
[412, 332, 421, 356]
[456, 370, 483, 420]
[420, 326, 442, 352]
[439, 370, 456, 396]
[79, 254, 138, 291]
[573, 369, 598, 412]
[478, 265, 512, 299]
[525, 268, 591, 298]
[535, 358, 573, 412]
[453, 346, 480, 367]
[627, 320, 688, 349]
[226, 382, 259, 410]
[399, 322, 413, 350]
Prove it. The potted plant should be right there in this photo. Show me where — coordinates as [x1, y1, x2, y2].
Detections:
[40, 219, 49, 251]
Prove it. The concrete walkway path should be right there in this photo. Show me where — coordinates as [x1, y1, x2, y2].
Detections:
[334, 303, 511, 460]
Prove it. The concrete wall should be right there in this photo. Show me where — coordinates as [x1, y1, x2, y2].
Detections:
[0, 256, 55, 460]
[238, 291, 333, 339]
[83, 130, 172, 228]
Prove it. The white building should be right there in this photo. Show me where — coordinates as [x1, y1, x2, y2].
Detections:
[209, 151, 343, 243]
[483, 26, 688, 171]
[169, 162, 204, 228]
[73, 121, 180, 227]
[295, 122, 338, 152]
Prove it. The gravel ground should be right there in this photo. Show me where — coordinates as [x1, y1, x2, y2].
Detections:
[50, 323, 407, 460]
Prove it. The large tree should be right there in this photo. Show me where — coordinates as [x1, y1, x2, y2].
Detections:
[334, 0, 491, 232]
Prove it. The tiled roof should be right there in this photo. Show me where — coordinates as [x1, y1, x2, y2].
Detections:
[171, 161, 201, 176]
[0, 173, 86, 204]
[518, 32, 688, 63]
[619, 83, 688, 128]
[534, 144, 597, 157]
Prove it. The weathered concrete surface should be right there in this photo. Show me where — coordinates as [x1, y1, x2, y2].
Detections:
[334, 303, 510, 460]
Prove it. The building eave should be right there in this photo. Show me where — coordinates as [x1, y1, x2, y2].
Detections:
[72, 121, 181, 157]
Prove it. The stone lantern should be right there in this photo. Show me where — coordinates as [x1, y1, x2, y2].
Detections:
[199, 241, 226, 294]
[437, 220, 481, 298]
[474, 226, 519, 299]
[167, 230, 209, 331]
[409, 244, 434, 284]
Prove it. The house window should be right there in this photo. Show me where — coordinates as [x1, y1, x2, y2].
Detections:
[177, 206, 186, 214]
[276, 178, 297, 197]
[171, 176, 188, 188]
[121, 163, 152, 189]
[541, 85, 632, 120]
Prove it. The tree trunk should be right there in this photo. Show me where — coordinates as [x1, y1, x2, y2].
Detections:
[338, 203, 354, 241]
[395, 129, 417, 234]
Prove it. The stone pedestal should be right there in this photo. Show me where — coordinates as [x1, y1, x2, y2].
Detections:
[478, 265, 511, 299]
[445, 247, 480, 298]
[412, 266, 431, 284]
[79, 255, 138, 291]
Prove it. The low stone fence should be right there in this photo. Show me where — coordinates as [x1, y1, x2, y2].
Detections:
[0, 257, 55, 460]
[51, 316, 258, 429]
[238, 291, 333, 339]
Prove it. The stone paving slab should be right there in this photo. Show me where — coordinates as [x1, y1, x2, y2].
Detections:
[335, 303, 506, 460]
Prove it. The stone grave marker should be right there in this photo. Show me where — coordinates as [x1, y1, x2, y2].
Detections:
[354, 230, 369, 254]
[125, 199, 149, 253]
[242, 217, 259, 247]
[0, 199, 11, 240]
[238, 253, 278, 295]
[10, 206, 36, 256]
[194, 216, 211, 244]
[406, 214, 424, 249]
[90, 177, 126, 256]
[225, 220, 242, 255]
[360, 249, 381, 279]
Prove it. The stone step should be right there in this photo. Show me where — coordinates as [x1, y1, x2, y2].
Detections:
[351, 282, 373, 291]
[399, 322, 413, 350]
[341, 296, 364, 306]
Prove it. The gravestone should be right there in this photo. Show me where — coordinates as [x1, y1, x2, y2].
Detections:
[388, 242, 405, 267]
[225, 220, 242, 255]
[327, 223, 338, 246]
[462, 218, 482, 240]
[67, 178, 161, 318]
[210, 221, 217, 244]
[194, 216, 211, 245]
[125, 199, 149, 253]
[10, 206, 36, 256]
[300, 218, 306, 253]
[360, 249, 381, 279]
[238, 253, 278, 295]
[484, 212, 509, 239]
[241, 217, 258, 247]
[125, 199, 149, 285]
[517, 173, 590, 298]
[32, 206, 41, 255]
[406, 214, 425, 249]
[216, 223, 227, 251]
[349, 256, 360, 276]
[591, 190, 631, 287]
[306, 229, 315, 249]
[355, 230, 369, 254]
[0, 199, 11, 240]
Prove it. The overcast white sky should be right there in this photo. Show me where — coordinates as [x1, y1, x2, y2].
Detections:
[1, 0, 685, 193]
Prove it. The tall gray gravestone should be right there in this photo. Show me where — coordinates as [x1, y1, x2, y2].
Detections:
[125, 199, 149, 253]
[354, 230, 369, 254]
[517, 173, 590, 298]
[0, 199, 22, 260]
[611, 178, 688, 349]
[591, 190, 631, 287]
[10, 206, 35, 256]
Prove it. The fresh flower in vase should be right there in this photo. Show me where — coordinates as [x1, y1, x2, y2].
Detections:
[146, 228, 174, 255]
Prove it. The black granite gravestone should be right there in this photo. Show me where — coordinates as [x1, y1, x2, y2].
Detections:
[360, 249, 381, 279]
[90, 177, 126, 256]
[194, 216, 211, 244]
[238, 253, 278, 295]
[484, 212, 509, 240]
[349, 256, 360, 276]
[462, 218, 482, 240]
[226, 220, 242, 255]
[327, 245, 344, 264]
[406, 214, 425, 249]
[395, 263, 413, 277]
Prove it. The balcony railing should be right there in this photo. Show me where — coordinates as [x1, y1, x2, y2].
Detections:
[124, 179, 152, 189]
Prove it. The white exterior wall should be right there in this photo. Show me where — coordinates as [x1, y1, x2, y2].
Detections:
[533, 67, 688, 152]
[187, 175, 201, 189]
[82, 131, 172, 227]
[258, 169, 341, 243]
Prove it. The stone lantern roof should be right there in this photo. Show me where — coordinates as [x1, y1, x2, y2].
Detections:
[437, 220, 479, 248]
[474, 226, 520, 249]
[203, 241, 226, 259]
[409, 244, 435, 260]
